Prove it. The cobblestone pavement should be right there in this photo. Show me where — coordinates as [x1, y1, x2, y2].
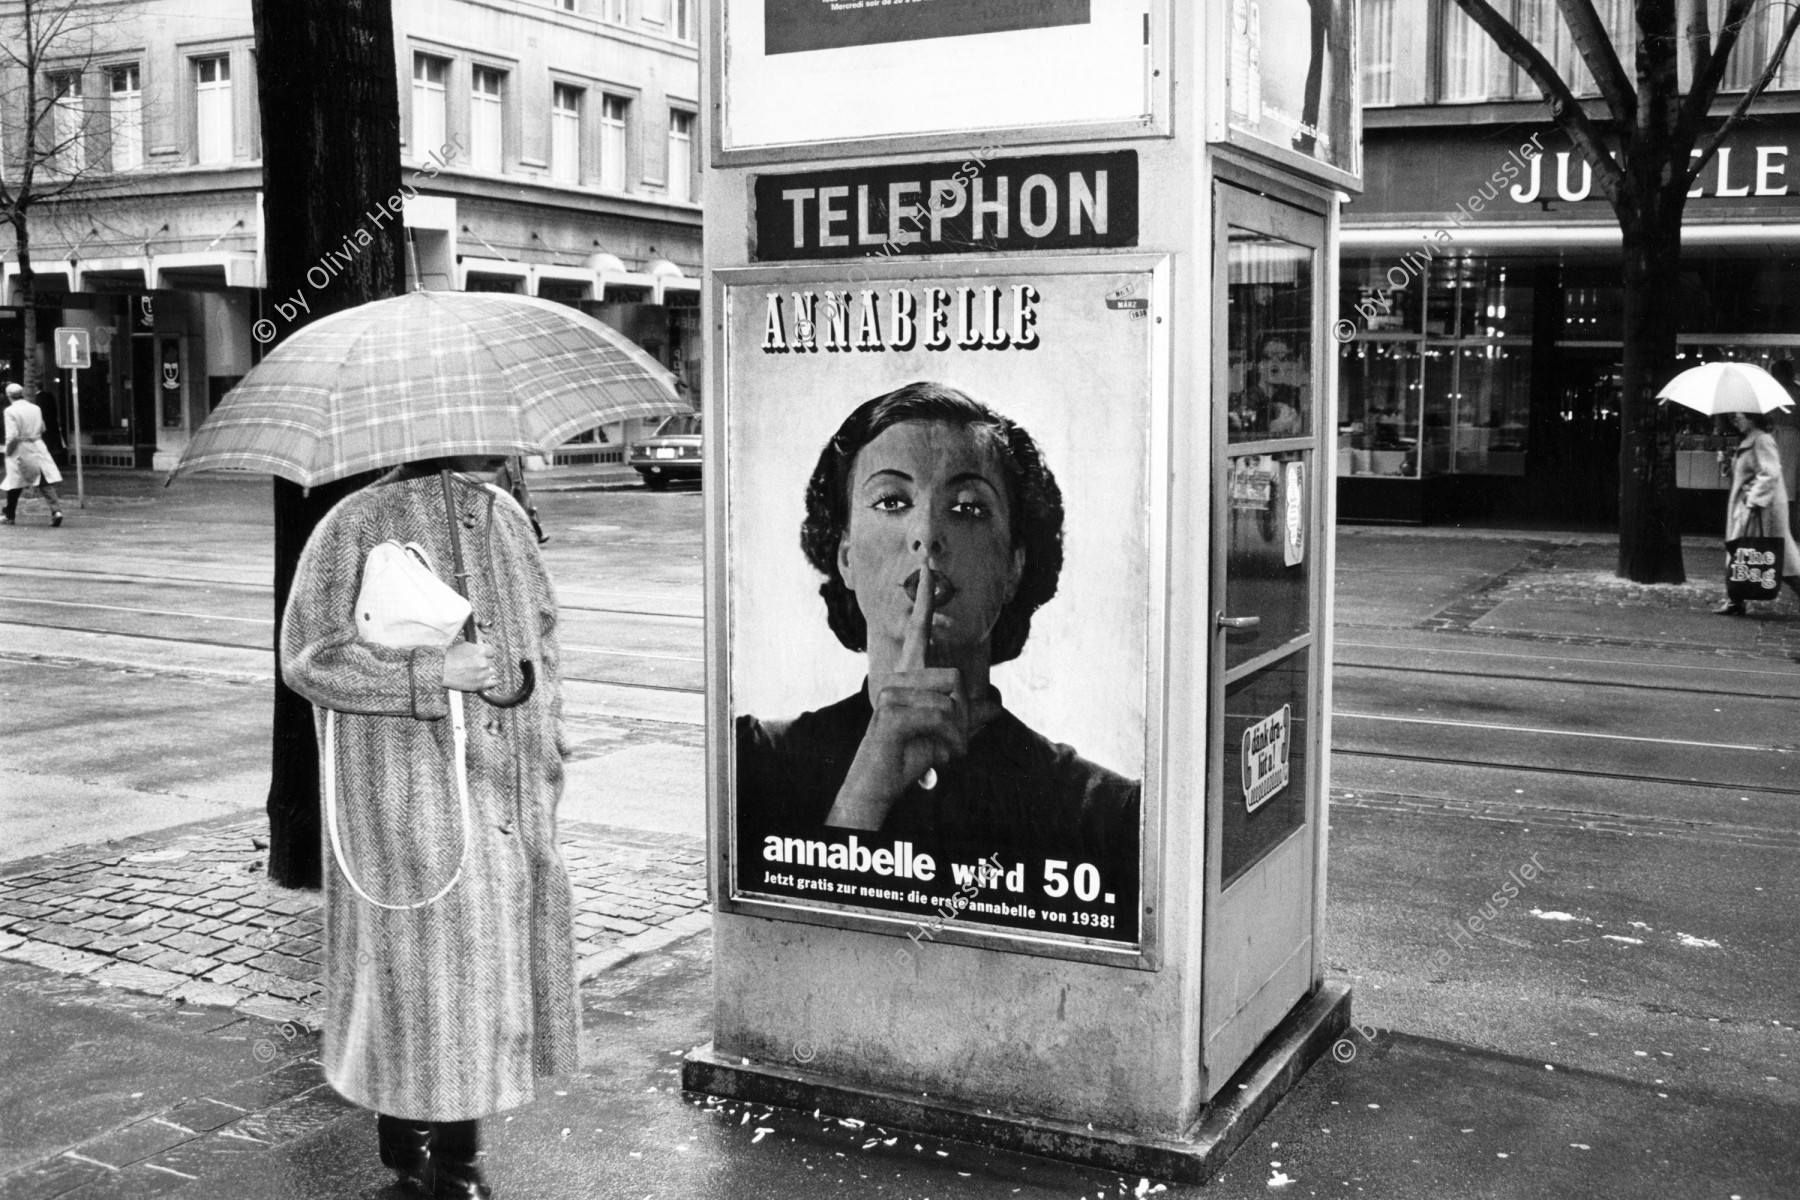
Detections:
[0, 814, 708, 1029]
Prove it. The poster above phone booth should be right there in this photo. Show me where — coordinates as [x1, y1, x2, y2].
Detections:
[721, 255, 1168, 965]
[717, 0, 1168, 158]
[1223, 0, 1360, 185]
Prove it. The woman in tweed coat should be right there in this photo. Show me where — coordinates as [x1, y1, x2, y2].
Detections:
[281, 459, 579, 1199]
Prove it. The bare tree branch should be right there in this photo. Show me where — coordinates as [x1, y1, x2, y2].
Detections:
[1683, 0, 1714, 74]
[1452, 0, 1625, 202]
[1681, 0, 1759, 137]
[1558, 0, 1638, 122]
[1689, 1, 1800, 180]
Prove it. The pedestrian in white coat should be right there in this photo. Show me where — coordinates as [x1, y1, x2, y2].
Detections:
[3, 384, 65, 527]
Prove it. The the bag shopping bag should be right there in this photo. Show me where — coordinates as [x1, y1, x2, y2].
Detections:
[1726, 510, 1784, 603]
[325, 541, 473, 910]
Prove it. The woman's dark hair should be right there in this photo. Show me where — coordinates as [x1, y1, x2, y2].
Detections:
[800, 381, 1063, 665]
[1743, 411, 1775, 433]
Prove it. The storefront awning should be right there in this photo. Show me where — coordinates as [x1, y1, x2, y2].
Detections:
[1343, 222, 1800, 255]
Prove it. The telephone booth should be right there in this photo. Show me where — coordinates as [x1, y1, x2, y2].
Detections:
[686, 2, 1358, 1180]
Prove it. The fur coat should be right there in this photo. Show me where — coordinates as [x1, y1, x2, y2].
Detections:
[280, 471, 578, 1121]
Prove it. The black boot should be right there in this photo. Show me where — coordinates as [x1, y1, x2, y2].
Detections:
[1785, 575, 1800, 602]
[430, 1120, 491, 1199]
[376, 1113, 432, 1190]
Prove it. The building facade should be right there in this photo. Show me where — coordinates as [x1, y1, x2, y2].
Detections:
[0, 0, 701, 470]
[1342, 0, 1800, 526]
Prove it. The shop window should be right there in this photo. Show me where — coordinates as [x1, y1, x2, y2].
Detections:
[194, 55, 232, 165]
[471, 66, 505, 173]
[109, 65, 142, 172]
[667, 109, 694, 202]
[412, 54, 449, 161]
[552, 83, 583, 184]
[1340, 340, 1423, 478]
[1361, 0, 1396, 106]
[600, 94, 629, 191]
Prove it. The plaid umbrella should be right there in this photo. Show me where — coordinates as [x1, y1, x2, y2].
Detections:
[170, 290, 688, 487]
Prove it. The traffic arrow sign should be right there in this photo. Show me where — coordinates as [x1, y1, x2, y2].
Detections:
[54, 327, 91, 370]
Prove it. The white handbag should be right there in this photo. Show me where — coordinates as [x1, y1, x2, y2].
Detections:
[324, 540, 473, 911]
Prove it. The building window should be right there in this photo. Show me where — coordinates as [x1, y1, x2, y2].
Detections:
[108, 64, 142, 171]
[600, 93, 628, 191]
[1439, 0, 1506, 101]
[672, 0, 693, 40]
[1721, 0, 1800, 90]
[601, 0, 626, 23]
[471, 66, 505, 173]
[45, 71, 85, 174]
[194, 54, 232, 165]
[1513, 0, 1590, 96]
[1360, 0, 1395, 106]
[667, 109, 693, 201]
[412, 54, 448, 159]
[552, 83, 582, 184]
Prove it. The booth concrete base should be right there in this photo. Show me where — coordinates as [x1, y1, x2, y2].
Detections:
[681, 981, 1351, 1185]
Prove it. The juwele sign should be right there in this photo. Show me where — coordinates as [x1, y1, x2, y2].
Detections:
[1353, 119, 1800, 222]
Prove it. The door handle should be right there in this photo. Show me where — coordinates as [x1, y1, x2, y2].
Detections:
[1216, 613, 1261, 631]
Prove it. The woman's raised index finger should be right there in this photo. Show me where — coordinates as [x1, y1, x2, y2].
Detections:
[899, 563, 932, 671]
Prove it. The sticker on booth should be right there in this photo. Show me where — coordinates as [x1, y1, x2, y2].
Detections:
[1283, 461, 1305, 566]
[724, 257, 1159, 953]
[1240, 703, 1292, 813]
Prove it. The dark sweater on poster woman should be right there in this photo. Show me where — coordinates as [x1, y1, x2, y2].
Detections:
[736, 687, 1141, 886]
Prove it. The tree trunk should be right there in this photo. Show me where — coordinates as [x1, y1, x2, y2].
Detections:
[1615, 208, 1687, 583]
[14, 217, 39, 400]
[252, 0, 404, 888]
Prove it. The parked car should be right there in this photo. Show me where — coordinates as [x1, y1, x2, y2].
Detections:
[630, 413, 702, 489]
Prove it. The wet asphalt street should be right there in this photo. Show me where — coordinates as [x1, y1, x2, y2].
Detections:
[0, 472, 1795, 1198]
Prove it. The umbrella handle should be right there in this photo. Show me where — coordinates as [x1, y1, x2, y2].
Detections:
[480, 659, 536, 709]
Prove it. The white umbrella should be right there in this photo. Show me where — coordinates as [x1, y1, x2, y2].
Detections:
[1657, 361, 1796, 416]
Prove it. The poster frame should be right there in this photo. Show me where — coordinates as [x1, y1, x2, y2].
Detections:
[1202, 0, 1364, 194]
[708, 0, 1175, 168]
[705, 253, 1173, 971]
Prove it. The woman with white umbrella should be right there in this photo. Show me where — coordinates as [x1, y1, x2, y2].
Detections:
[1715, 409, 1800, 615]
[1661, 362, 1800, 615]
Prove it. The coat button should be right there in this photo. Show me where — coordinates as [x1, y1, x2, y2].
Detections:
[462, 514, 478, 529]
[477, 618, 491, 630]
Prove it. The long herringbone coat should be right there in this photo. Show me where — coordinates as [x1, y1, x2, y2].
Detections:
[280, 472, 579, 1121]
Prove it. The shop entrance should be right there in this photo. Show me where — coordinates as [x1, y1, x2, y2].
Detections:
[1203, 180, 1329, 1091]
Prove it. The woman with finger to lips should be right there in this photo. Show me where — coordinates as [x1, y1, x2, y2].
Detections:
[737, 381, 1140, 887]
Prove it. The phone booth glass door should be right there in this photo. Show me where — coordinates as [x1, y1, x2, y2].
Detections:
[1204, 181, 1328, 1089]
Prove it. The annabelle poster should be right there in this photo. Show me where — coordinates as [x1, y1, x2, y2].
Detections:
[721, 258, 1160, 952]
